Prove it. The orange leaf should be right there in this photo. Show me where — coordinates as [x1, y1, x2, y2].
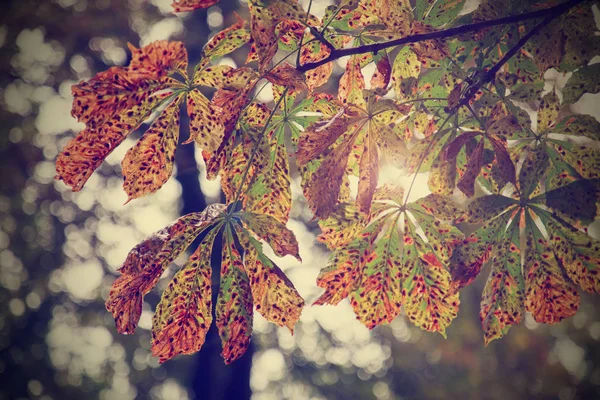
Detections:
[57, 41, 187, 192]
[265, 63, 308, 93]
[356, 131, 379, 214]
[171, 0, 220, 12]
[122, 94, 184, 202]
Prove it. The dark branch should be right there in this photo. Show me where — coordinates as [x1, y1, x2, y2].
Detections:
[297, 0, 585, 72]
[309, 26, 336, 52]
[452, 7, 568, 111]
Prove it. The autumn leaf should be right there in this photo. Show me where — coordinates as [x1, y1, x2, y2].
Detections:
[524, 212, 579, 324]
[562, 63, 600, 104]
[238, 212, 300, 260]
[370, 53, 392, 90]
[449, 163, 600, 343]
[338, 56, 366, 108]
[392, 46, 421, 100]
[367, 0, 413, 37]
[479, 219, 524, 344]
[249, 0, 318, 71]
[300, 93, 411, 218]
[217, 225, 254, 364]
[264, 63, 308, 93]
[236, 231, 304, 332]
[56, 41, 187, 191]
[201, 13, 250, 60]
[314, 188, 462, 334]
[151, 227, 220, 363]
[122, 94, 184, 202]
[106, 203, 226, 335]
[171, 0, 220, 12]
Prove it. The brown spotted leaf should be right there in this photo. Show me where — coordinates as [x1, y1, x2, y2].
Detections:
[265, 63, 308, 93]
[239, 212, 300, 261]
[401, 220, 459, 337]
[151, 227, 220, 363]
[106, 204, 226, 335]
[525, 211, 580, 324]
[184, 89, 225, 153]
[367, 0, 412, 37]
[351, 220, 403, 329]
[57, 41, 187, 191]
[457, 139, 485, 197]
[317, 203, 367, 250]
[370, 54, 392, 90]
[480, 221, 524, 345]
[201, 13, 250, 59]
[314, 216, 389, 307]
[171, 0, 219, 12]
[338, 56, 366, 108]
[237, 232, 304, 332]
[217, 226, 253, 364]
[537, 91, 560, 133]
[122, 94, 183, 202]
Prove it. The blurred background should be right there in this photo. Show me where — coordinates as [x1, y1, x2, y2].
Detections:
[1, 0, 600, 399]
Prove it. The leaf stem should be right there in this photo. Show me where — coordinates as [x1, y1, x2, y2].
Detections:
[231, 87, 290, 209]
[402, 111, 456, 208]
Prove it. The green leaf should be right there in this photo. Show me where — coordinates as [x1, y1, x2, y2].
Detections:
[415, 0, 466, 27]
[553, 114, 600, 141]
[518, 144, 549, 199]
[392, 46, 421, 100]
[217, 226, 253, 364]
[562, 63, 600, 104]
[537, 91, 560, 133]
[480, 220, 524, 345]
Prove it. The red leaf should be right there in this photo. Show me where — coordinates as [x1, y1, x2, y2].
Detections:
[171, 0, 220, 12]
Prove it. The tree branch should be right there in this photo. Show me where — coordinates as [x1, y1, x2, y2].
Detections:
[452, 0, 580, 111]
[297, 0, 585, 72]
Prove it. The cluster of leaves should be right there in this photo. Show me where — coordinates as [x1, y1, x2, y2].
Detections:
[56, 0, 600, 363]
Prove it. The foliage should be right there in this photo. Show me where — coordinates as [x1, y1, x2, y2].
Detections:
[55, 0, 600, 363]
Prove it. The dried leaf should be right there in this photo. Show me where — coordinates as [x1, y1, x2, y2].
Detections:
[106, 204, 225, 334]
[151, 228, 219, 363]
[356, 131, 379, 214]
[217, 227, 253, 364]
[237, 233, 304, 332]
[122, 94, 183, 202]
[239, 212, 300, 260]
[171, 0, 219, 12]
